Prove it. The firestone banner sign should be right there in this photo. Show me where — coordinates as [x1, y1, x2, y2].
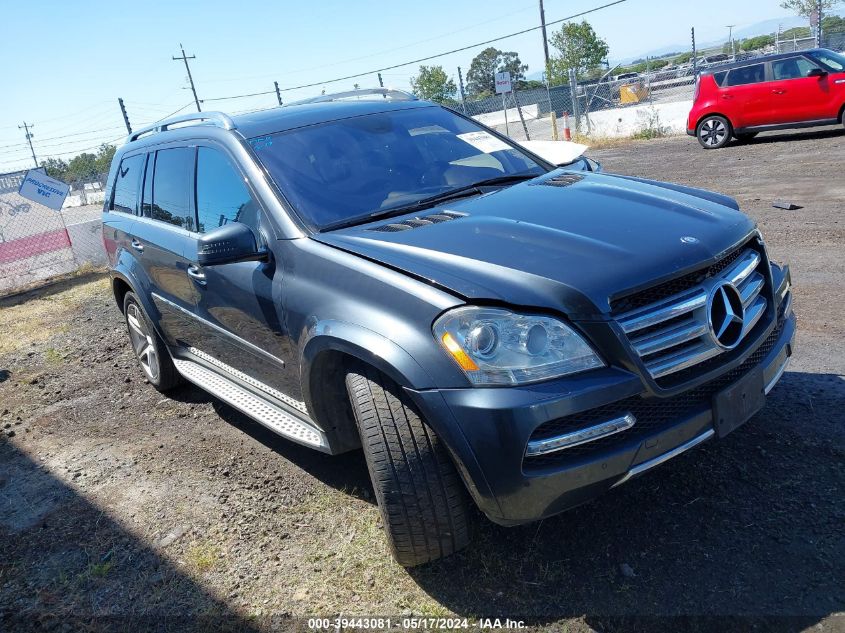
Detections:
[18, 170, 70, 211]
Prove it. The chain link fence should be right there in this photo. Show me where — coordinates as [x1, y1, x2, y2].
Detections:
[0, 169, 108, 296]
[458, 26, 845, 142]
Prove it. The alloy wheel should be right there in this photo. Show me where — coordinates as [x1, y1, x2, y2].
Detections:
[126, 303, 160, 381]
[699, 119, 728, 147]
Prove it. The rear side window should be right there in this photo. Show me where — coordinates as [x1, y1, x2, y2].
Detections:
[772, 57, 819, 80]
[713, 71, 728, 86]
[726, 64, 765, 86]
[111, 154, 144, 214]
[151, 148, 196, 231]
[195, 147, 261, 234]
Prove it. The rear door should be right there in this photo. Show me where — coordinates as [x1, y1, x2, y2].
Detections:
[131, 146, 204, 349]
[720, 62, 770, 129]
[768, 55, 829, 123]
[189, 144, 297, 399]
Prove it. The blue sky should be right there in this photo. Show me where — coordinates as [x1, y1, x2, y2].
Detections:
[0, 0, 817, 172]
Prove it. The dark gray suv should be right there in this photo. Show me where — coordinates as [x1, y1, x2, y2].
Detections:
[103, 89, 795, 566]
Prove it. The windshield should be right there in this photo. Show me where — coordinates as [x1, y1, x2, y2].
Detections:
[808, 49, 845, 72]
[249, 106, 546, 230]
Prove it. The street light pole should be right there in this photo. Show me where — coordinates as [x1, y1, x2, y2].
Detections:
[726, 25, 736, 58]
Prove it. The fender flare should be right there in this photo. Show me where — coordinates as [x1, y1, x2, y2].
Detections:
[300, 319, 436, 411]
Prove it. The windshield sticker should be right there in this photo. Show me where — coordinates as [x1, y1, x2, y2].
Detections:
[249, 136, 273, 151]
[456, 131, 512, 154]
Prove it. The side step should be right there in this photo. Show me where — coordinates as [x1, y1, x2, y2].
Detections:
[172, 358, 328, 450]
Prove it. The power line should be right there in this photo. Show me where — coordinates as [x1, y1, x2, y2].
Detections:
[204, 0, 628, 102]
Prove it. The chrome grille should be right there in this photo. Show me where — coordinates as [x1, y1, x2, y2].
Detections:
[617, 249, 767, 380]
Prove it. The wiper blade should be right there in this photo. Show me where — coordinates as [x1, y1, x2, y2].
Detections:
[318, 173, 539, 232]
[379, 173, 540, 214]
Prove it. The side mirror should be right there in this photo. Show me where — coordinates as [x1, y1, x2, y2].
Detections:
[807, 68, 827, 78]
[196, 222, 266, 266]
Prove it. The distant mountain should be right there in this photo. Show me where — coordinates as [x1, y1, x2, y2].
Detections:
[610, 10, 845, 64]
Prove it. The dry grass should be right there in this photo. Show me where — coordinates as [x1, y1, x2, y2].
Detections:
[184, 540, 221, 575]
[0, 275, 108, 355]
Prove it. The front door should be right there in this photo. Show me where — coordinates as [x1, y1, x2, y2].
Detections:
[188, 145, 299, 402]
[768, 55, 830, 123]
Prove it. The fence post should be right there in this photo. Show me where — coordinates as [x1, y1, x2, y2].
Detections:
[550, 111, 559, 141]
[513, 91, 530, 140]
[568, 68, 580, 135]
[457, 66, 467, 114]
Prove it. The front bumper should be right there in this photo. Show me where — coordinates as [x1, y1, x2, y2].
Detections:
[407, 276, 795, 526]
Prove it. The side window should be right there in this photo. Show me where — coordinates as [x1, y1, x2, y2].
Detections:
[726, 64, 766, 87]
[713, 71, 728, 86]
[151, 148, 196, 230]
[195, 147, 261, 234]
[772, 57, 819, 80]
[111, 154, 144, 214]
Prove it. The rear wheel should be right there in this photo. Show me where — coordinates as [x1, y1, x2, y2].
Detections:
[345, 364, 470, 567]
[735, 132, 758, 143]
[123, 291, 181, 391]
[696, 115, 732, 149]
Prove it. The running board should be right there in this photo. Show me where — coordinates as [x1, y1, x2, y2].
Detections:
[172, 358, 328, 450]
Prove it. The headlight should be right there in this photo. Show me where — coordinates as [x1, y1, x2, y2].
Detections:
[433, 306, 604, 386]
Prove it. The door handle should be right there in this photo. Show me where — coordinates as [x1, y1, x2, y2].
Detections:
[772, 89, 786, 94]
[130, 239, 144, 252]
[721, 94, 733, 99]
[187, 264, 207, 285]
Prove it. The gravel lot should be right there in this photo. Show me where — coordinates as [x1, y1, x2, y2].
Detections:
[1, 129, 843, 632]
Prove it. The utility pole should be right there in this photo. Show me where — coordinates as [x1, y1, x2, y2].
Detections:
[457, 66, 467, 113]
[18, 122, 38, 168]
[173, 44, 201, 112]
[274, 81, 283, 106]
[378, 73, 384, 88]
[539, 0, 551, 73]
[816, 0, 824, 47]
[726, 25, 736, 58]
[118, 98, 132, 134]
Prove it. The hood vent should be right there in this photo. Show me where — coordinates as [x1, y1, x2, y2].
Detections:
[534, 173, 584, 188]
[370, 210, 468, 232]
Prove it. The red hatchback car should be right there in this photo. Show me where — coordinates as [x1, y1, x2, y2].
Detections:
[688, 48, 845, 148]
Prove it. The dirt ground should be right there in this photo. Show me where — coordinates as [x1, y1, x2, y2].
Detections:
[1, 129, 843, 633]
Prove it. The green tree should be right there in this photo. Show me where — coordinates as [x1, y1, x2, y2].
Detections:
[94, 144, 116, 174]
[40, 144, 115, 183]
[547, 20, 609, 84]
[780, 0, 841, 18]
[465, 47, 527, 97]
[41, 158, 69, 181]
[410, 65, 457, 104]
[739, 34, 775, 51]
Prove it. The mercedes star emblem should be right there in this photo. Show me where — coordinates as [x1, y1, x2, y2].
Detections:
[707, 281, 745, 349]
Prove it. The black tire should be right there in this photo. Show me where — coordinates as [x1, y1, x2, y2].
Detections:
[735, 132, 758, 143]
[123, 291, 182, 391]
[345, 365, 470, 567]
[696, 115, 733, 149]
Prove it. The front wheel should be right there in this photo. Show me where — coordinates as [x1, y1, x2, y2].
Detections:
[345, 365, 470, 567]
[696, 115, 732, 149]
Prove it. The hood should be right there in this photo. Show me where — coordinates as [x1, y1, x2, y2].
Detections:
[313, 171, 755, 316]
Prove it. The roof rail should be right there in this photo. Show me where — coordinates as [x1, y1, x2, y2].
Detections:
[127, 111, 236, 143]
[286, 87, 417, 106]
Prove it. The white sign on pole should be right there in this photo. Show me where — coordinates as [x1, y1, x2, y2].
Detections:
[18, 170, 70, 211]
[494, 71, 512, 94]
